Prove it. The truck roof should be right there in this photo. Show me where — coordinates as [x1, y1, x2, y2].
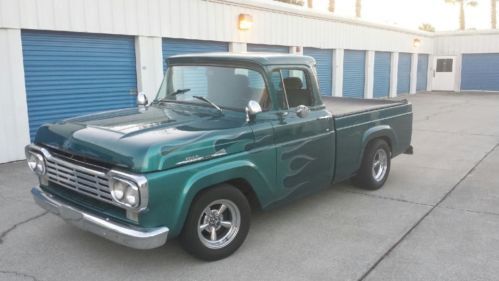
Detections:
[167, 52, 317, 66]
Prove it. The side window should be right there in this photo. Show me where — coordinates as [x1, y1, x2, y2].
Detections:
[281, 69, 312, 108]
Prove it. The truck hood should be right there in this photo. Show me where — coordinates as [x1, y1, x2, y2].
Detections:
[34, 104, 254, 173]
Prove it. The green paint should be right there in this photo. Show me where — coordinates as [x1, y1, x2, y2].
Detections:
[33, 54, 412, 238]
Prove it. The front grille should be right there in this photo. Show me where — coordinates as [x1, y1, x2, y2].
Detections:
[46, 156, 114, 203]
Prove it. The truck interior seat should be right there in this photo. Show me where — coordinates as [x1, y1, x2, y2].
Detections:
[283, 77, 311, 107]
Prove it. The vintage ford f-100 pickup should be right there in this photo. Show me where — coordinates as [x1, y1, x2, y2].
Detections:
[26, 53, 412, 260]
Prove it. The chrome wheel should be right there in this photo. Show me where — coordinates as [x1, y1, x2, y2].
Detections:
[197, 199, 241, 250]
[372, 148, 388, 182]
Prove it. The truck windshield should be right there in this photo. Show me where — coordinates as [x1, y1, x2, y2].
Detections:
[154, 65, 270, 111]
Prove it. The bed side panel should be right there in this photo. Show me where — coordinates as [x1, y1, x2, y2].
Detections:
[333, 104, 412, 182]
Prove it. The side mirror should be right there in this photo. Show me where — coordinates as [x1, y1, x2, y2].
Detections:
[296, 105, 310, 118]
[245, 100, 262, 122]
[137, 92, 148, 106]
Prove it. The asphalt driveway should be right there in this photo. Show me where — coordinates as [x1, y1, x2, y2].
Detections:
[1, 92, 499, 281]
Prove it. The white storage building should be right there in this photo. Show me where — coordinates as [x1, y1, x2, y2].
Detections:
[1, 0, 499, 163]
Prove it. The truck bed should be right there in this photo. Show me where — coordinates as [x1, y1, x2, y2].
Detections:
[322, 96, 408, 117]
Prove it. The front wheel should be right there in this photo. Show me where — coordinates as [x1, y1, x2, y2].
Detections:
[353, 139, 391, 190]
[180, 184, 250, 261]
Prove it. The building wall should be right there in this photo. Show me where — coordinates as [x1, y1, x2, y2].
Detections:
[2, 0, 498, 164]
[434, 31, 499, 55]
[432, 31, 499, 92]
[0, 0, 436, 164]
[0, 0, 433, 53]
[0, 29, 30, 163]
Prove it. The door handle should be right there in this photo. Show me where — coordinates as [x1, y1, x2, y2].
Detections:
[317, 116, 331, 120]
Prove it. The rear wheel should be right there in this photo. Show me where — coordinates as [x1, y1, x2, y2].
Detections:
[353, 139, 391, 190]
[180, 184, 250, 261]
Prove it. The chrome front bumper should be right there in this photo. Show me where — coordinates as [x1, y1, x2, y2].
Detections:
[31, 186, 169, 250]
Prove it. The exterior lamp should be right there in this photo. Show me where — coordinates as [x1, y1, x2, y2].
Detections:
[239, 14, 253, 30]
[413, 38, 421, 48]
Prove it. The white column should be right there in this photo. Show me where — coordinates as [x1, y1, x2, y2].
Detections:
[289, 46, 303, 55]
[454, 54, 462, 92]
[333, 49, 344, 97]
[230, 42, 247, 53]
[389, 52, 399, 98]
[365, 50, 375, 99]
[426, 54, 434, 92]
[410, 53, 418, 94]
[135, 36, 164, 103]
[0, 28, 30, 163]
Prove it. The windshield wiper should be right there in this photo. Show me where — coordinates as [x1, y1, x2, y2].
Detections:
[170, 88, 191, 96]
[153, 88, 191, 104]
[192, 96, 223, 114]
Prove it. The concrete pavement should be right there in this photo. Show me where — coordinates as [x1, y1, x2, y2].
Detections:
[1, 92, 498, 281]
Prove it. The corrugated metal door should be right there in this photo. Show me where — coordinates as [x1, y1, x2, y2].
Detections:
[397, 53, 411, 95]
[343, 50, 366, 98]
[162, 38, 229, 70]
[247, 44, 289, 53]
[303, 48, 333, 96]
[373, 52, 391, 98]
[22, 30, 137, 140]
[417, 54, 429, 92]
[461, 53, 499, 91]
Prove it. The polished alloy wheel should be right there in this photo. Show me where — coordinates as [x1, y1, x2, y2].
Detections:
[197, 199, 241, 249]
[372, 148, 388, 182]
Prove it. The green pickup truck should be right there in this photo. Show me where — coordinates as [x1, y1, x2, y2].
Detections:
[26, 53, 413, 260]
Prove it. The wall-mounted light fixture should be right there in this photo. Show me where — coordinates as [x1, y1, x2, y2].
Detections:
[413, 38, 421, 48]
[239, 14, 253, 30]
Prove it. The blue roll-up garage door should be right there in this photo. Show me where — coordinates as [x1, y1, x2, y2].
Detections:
[397, 53, 411, 95]
[22, 30, 137, 140]
[373, 52, 391, 98]
[303, 48, 333, 96]
[163, 38, 228, 70]
[417, 54, 429, 92]
[247, 44, 289, 53]
[462, 53, 499, 91]
[343, 50, 366, 98]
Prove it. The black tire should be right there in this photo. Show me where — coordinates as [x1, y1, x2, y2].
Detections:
[353, 139, 391, 190]
[180, 184, 251, 261]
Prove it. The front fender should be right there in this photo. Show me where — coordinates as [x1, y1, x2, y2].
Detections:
[144, 155, 275, 237]
[177, 160, 274, 226]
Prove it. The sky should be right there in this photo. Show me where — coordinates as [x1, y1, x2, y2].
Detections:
[266, 0, 496, 31]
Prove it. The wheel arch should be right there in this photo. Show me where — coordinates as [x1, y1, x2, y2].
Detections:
[359, 125, 397, 164]
[170, 160, 272, 237]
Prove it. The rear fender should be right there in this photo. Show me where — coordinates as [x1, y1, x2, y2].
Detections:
[359, 125, 398, 163]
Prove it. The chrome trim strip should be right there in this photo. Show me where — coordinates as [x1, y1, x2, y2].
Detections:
[32, 186, 168, 250]
[175, 149, 228, 166]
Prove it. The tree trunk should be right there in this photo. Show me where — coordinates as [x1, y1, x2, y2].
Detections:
[355, 0, 361, 17]
[459, 1, 465, 30]
[329, 0, 335, 13]
[307, 0, 313, 8]
[492, 0, 497, 29]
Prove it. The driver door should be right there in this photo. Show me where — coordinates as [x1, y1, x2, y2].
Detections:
[270, 68, 333, 200]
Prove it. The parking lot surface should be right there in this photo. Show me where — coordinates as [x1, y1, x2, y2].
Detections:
[1, 92, 498, 281]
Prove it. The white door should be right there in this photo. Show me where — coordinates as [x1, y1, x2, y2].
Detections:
[432, 56, 455, 91]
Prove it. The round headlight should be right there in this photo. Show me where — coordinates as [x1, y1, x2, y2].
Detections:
[110, 178, 140, 208]
[27, 152, 45, 176]
[111, 180, 126, 200]
[124, 186, 139, 207]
